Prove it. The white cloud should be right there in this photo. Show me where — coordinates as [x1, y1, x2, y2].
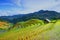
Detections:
[0, 10, 8, 16]
[20, 0, 60, 13]
[0, 0, 60, 16]
[11, 0, 23, 7]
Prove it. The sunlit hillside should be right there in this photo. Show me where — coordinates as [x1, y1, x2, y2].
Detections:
[0, 21, 13, 30]
[0, 19, 60, 40]
[15, 19, 44, 28]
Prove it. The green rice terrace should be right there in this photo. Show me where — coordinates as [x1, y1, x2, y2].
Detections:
[0, 19, 60, 40]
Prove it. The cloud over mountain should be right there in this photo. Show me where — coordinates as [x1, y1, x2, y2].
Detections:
[0, 0, 60, 16]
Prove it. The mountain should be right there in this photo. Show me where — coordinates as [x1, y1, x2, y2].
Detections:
[23, 10, 60, 20]
[0, 10, 60, 23]
[0, 14, 25, 23]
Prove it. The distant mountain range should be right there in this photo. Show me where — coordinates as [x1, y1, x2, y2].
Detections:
[0, 10, 60, 23]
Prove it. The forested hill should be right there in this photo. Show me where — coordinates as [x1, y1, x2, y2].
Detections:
[0, 10, 60, 23]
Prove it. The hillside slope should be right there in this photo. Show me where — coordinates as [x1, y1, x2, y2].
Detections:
[0, 21, 13, 30]
[0, 20, 60, 40]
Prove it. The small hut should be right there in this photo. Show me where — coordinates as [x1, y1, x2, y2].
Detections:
[44, 18, 51, 23]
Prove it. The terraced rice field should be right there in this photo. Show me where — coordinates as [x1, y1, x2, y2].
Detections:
[0, 20, 60, 40]
[0, 21, 13, 30]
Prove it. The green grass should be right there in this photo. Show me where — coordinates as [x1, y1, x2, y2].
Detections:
[15, 19, 44, 28]
[0, 19, 60, 40]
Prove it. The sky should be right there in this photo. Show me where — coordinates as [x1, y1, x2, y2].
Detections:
[0, 0, 60, 16]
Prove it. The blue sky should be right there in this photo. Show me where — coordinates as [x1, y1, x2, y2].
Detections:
[0, 0, 60, 16]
